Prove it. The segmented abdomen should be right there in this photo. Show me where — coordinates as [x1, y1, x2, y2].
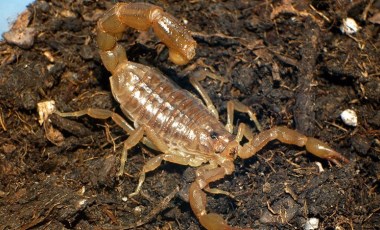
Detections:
[110, 61, 221, 151]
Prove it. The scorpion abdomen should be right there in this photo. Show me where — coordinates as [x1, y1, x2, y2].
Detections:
[110, 61, 229, 154]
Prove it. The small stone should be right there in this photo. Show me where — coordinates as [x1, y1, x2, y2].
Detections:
[340, 18, 360, 34]
[3, 27, 36, 49]
[340, 109, 358, 127]
[304, 217, 319, 230]
[37, 100, 57, 125]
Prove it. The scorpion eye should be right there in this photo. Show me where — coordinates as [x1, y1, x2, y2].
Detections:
[210, 131, 218, 139]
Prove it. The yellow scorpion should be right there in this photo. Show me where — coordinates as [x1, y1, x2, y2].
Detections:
[56, 3, 349, 230]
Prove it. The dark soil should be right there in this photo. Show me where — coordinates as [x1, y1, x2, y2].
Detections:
[1, 0, 379, 229]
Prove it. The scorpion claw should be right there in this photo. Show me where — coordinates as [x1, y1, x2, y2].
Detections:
[305, 137, 350, 165]
[199, 213, 227, 230]
[199, 213, 248, 230]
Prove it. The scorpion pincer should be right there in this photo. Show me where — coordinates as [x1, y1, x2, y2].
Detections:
[55, 2, 349, 230]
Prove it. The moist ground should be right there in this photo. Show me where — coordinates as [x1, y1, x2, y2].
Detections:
[0, 0, 379, 229]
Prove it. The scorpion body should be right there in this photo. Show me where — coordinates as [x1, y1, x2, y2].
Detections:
[56, 3, 349, 230]
[111, 61, 233, 163]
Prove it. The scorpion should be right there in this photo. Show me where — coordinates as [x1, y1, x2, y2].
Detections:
[55, 2, 349, 230]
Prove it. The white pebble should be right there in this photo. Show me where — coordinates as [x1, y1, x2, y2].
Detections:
[340, 18, 360, 34]
[340, 109, 358, 127]
[304, 217, 319, 230]
[77, 199, 87, 207]
[315, 162, 324, 173]
[37, 100, 57, 125]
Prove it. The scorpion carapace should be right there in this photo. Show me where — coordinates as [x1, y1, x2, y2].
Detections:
[55, 2, 349, 230]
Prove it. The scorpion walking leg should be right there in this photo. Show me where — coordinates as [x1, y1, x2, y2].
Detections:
[125, 125, 219, 198]
[189, 69, 228, 118]
[237, 126, 349, 165]
[127, 125, 170, 197]
[226, 100, 262, 133]
[118, 126, 145, 176]
[55, 108, 134, 135]
[55, 108, 140, 175]
[55, 109, 159, 175]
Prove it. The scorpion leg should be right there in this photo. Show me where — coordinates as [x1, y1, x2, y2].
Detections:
[55, 108, 134, 134]
[129, 129, 216, 198]
[127, 126, 209, 197]
[55, 109, 159, 175]
[189, 69, 228, 118]
[118, 126, 145, 176]
[56, 108, 138, 175]
[128, 125, 170, 197]
[226, 100, 262, 133]
[237, 126, 349, 165]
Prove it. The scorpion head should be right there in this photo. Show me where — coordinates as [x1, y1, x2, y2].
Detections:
[196, 123, 237, 161]
[206, 130, 238, 174]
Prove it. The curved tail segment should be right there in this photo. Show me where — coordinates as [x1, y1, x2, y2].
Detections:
[96, 2, 197, 74]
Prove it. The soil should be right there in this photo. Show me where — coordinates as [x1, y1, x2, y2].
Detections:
[0, 0, 379, 229]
